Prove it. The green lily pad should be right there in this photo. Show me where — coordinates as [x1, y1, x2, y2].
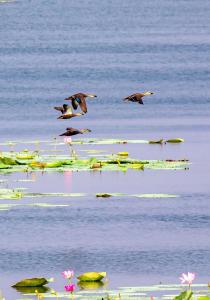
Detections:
[12, 277, 48, 287]
[96, 193, 125, 198]
[0, 157, 24, 165]
[16, 154, 36, 160]
[117, 152, 129, 157]
[149, 139, 164, 144]
[77, 272, 106, 282]
[96, 193, 112, 198]
[174, 290, 193, 300]
[166, 138, 184, 143]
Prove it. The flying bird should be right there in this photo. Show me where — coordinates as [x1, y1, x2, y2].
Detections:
[64, 93, 97, 113]
[54, 104, 84, 119]
[59, 127, 91, 137]
[124, 91, 154, 104]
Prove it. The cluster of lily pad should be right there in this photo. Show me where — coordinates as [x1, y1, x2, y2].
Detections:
[8, 271, 210, 300]
[0, 150, 189, 174]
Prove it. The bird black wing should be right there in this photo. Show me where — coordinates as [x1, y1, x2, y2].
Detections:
[71, 98, 79, 110]
[137, 98, 144, 104]
[54, 106, 64, 113]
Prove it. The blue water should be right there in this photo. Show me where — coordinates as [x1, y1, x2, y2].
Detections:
[0, 0, 210, 298]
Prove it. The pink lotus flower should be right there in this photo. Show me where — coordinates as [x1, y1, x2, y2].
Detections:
[179, 272, 195, 285]
[65, 284, 75, 293]
[62, 270, 74, 279]
[64, 137, 72, 144]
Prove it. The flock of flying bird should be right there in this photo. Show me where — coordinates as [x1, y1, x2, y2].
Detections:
[55, 91, 154, 137]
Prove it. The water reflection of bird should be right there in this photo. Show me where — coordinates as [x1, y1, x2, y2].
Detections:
[59, 127, 91, 137]
[64, 93, 97, 113]
[54, 104, 84, 119]
[124, 91, 154, 104]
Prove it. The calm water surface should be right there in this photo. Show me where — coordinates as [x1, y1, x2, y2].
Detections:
[0, 0, 210, 298]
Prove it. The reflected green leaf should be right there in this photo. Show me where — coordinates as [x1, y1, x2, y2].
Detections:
[13, 285, 50, 294]
[78, 281, 105, 290]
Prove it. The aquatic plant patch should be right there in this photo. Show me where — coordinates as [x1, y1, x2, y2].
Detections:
[0, 152, 190, 174]
[0, 188, 23, 199]
[0, 189, 178, 201]
[13, 283, 210, 300]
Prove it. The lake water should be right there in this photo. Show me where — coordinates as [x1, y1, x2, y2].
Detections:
[0, 0, 210, 298]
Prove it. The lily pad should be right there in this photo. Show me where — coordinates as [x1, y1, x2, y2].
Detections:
[0, 157, 24, 165]
[174, 290, 193, 300]
[149, 139, 164, 144]
[117, 152, 129, 157]
[96, 193, 112, 198]
[166, 138, 184, 143]
[12, 277, 48, 287]
[16, 154, 36, 160]
[77, 272, 106, 282]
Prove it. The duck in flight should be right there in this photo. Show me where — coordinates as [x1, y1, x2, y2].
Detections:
[59, 127, 91, 137]
[124, 91, 154, 104]
[54, 104, 84, 119]
[64, 93, 97, 113]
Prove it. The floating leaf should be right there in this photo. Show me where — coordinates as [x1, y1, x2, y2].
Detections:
[174, 290, 193, 300]
[0, 157, 24, 166]
[149, 139, 164, 144]
[166, 138, 184, 143]
[96, 193, 112, 198]
[12, 277, 48, 287]
[77, 272, 106, 282]
[16, 154, 36, 160]
[117, 152, 129, 157]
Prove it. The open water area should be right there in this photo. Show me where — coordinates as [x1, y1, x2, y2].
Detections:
[0, 0, 210, 298]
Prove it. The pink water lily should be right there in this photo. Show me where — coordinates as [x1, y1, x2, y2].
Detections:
[64, 137, 72, 144]
[62, 270, 74, 279]
[65, 284, 75, 293]
[179, 272, 195, 285]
